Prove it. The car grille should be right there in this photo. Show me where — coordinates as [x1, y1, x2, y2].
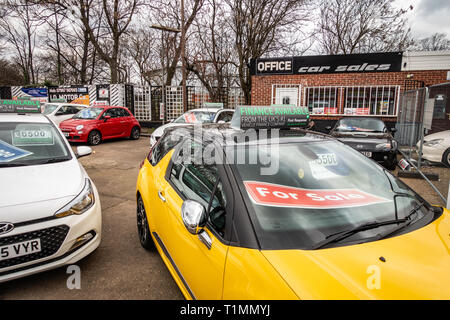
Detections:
[0, 225, 69, 269]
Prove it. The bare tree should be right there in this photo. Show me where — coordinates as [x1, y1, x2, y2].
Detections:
[225, 0, 309, 104]
[150, 0, 205, 86]
[316, 0, 414, 55]
[414, 33, 450, 51]
[0, 0, 43, 84]
[186, 0, 237, 101]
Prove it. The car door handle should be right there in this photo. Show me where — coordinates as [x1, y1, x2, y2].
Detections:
[158, 190, 166, 202]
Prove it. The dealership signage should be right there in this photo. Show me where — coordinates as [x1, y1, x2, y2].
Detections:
[252, 52, 403, 75]
[48, 86, 89, 103]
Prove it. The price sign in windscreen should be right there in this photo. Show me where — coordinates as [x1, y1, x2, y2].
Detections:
[12, 125, 54, 146]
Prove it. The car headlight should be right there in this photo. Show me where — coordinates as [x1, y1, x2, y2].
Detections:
[55, 179, 95, 218]
[423, 139, 443, 147]
[76, 125, 84, 130]
[376, 142, 391, 150]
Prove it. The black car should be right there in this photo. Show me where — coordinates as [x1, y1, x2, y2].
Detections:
[327, 117, 398, 170]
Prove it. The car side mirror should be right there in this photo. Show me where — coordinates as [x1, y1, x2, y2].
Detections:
[76, 146, 92, 158]
[181, 200, 207, 235]
[104, 115, 111, 121]
[325, 126, 332, 131]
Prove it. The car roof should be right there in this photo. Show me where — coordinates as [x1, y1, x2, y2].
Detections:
[44, 103, 89, 107]
[166, 122, 334, 147]
[0, 113, 51, 124]
[187, 108, 234, 113]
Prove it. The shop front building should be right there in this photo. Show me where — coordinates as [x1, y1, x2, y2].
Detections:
[250, 51, 450, 132]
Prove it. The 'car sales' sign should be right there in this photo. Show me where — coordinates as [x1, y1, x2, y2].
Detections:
[252, 52, 402, 75]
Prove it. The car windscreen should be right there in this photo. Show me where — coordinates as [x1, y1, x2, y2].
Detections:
[231, 141, 431, 250]
[43, 104, 59, 115]
[335, 118, 386, 132]
[73, 107, 104, 119]
[0, 122, 71, 167]
[173, 111, 216, 124]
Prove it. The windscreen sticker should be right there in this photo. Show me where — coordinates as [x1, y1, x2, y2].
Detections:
[244, 181, 391, 209]
[308, 153, 349, 179]
[184, 113, 197, 123]
[11, 125, 54, 146]
[0, 140, 33, 162]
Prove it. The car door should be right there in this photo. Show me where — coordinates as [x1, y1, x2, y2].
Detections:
[155, 139, 231, 299]
[117, 108, 133, 137]
[99, 108, 121, 137]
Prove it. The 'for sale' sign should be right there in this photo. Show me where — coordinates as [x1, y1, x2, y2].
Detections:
[244, 181, 391, 209]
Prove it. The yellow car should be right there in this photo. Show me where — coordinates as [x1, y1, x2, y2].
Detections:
[136, 110, 450, 300]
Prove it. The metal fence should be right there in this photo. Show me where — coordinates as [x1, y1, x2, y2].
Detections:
[395, 82, 450, 168]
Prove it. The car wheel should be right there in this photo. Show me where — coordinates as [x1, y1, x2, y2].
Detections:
[137, 196, 154, 250]
[442, 148, 450, 167]
[130, 126, 140, 140]
[87, 130, 102, 145]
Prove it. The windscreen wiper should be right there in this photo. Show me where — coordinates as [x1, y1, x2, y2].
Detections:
[39, 157, 71, 164]
[0, 162, 29, 167]
[312, 202, 424, 250]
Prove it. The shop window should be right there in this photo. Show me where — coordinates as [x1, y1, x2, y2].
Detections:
[304, 87, 339, 115]
[304, 85, 400, 116]
[343, 86, 398, 116]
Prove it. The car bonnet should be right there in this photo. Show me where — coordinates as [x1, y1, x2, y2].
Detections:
[261, 209, 450, 299]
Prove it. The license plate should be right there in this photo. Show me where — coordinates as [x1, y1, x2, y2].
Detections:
[361, 151, 372, 157]
[0, 239, 41, 261]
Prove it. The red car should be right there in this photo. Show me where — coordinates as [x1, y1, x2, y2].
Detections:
[59, 106, 141, 145]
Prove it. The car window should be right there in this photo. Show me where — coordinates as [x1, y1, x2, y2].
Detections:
[170, 139, 227, 236]
[103, 108, 119, 118]
[173, 111, 216, 123]
[118, 108, 131, 117]
[216, 111, 234, 123]
[150, 131, 183, 166]
[335, 118, 386, 133]
[74, 107, 104, 119]
[232, 141, 432, 250]
[0, 122, 71, 167]
[42, 104, 59, 115]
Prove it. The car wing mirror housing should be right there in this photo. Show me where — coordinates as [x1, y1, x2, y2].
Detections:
[181, 200, 207, 235]
[104, 115, 111, 121]
[76, 146, 93, 158]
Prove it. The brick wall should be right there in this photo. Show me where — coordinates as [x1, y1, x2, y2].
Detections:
[251, 69, 449, 122]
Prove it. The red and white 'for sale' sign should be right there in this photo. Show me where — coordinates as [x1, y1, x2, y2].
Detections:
[244, 181, 391, 209]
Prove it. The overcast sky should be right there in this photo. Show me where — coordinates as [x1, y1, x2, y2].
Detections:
[395, 0, 450, 38]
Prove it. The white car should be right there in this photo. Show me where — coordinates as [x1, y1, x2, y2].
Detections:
[42, 103, 88, 125]
[150, 108, 235, 147]
[418, 130, 450, 166]
[0, 107, 101, 282]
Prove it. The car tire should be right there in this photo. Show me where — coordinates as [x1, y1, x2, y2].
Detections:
[87, 130, 102, 146]
[137, 196, 154, 250]
[442, 148, 450, 167]
[130, 126, 140, 140]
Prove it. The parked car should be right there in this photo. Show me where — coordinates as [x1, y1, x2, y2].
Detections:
[136, 108, 449, 299]
[0, 103, 101, 282]
[59, 106, 141, 145]
[327, 117, 398, 170]
[42, 103, 88, 125]
[417, 130, 450, 166]
[150, 108, 235, 147]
